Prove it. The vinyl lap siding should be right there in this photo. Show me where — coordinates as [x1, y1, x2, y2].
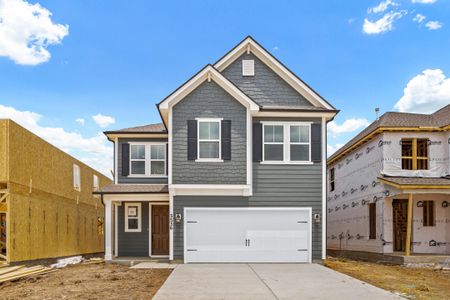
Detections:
[251, 163, 323, 260]
[117, 202, 149, 256]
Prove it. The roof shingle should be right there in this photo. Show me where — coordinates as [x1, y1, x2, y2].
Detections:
[94, 184, 168, 194]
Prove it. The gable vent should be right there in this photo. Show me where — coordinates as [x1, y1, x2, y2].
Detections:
[242, 60, 255, 76]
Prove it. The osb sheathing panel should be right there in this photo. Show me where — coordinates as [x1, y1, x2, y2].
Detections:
[7, 120, 111, 205]
[8, 184, 104, 262]
[0, 120, 9, 182]
[4, 120, 111, 262]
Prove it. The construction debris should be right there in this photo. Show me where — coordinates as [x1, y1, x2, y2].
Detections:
[50, 256, 83, 268]
[0, 265, 53, 284]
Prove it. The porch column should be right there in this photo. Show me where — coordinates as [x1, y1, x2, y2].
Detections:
[405, 193, 413, 256]
[104, 200, 113, 261]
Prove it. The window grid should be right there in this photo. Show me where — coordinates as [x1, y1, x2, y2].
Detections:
[129, 143, 167, 176]
[197, 119, 221, 160]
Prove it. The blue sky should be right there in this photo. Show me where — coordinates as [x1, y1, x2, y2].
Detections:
[0, 0, 449, 176]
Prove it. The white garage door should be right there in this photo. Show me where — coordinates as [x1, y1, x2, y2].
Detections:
[184, 207, 311, 263]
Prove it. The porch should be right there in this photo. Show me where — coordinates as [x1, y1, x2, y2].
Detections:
[94, 184, 170, 262]
[379, 176, 450, 257]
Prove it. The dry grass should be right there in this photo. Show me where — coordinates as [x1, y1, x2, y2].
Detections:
[325, 257, 450, 300]
[0, 263, 171, 300]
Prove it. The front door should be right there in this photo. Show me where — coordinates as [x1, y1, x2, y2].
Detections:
[392, 199, 408, 252]
[151, 205, 169, 256]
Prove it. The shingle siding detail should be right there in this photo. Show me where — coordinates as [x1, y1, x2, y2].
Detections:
[221, 53, 313, 107]
[172, 80, 247, 184]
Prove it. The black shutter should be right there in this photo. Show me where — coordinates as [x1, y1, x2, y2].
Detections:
[187, 120, 197, 160]
[253, 123, 262, 162]
[221, 120, 231, 160]
[311, 123, 321, 162]
[121, 143, 130, 176]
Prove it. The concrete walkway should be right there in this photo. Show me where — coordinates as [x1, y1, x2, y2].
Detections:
[153, 264, 404, 300]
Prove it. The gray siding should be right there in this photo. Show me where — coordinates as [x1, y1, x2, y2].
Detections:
[221, 53, 313, 107]
[117, 202, 149, 256]
[117, 138, 168, 184]
[172, 81, 247, 184]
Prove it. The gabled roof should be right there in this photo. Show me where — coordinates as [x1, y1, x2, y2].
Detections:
[104, 123, 167, 134]
[214, 36, 336, 111]
[158, 64, 260, 111]
[328, 104, 450, 165]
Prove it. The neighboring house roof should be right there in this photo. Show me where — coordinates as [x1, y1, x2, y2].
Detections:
[328, 104, 450, 165]
[214, 36, 336, 111]
[104, 123, 167, 134]
[94, 184, 168, 194]
[378, 176, 450, 189]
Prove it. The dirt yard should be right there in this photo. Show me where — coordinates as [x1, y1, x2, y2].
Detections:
[325, 257, 450, 299]
[0, 263, 172, 300]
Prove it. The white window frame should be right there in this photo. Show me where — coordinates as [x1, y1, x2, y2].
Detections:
[129, 142, 167, 177]
[196, 118, 223, 162]
[261, 122, 312, 165]
[73, 164, 81, 191]
[125, 203, 142, 232]
[93, 174, 99, 191]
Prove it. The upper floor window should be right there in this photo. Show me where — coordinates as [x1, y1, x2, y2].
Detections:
[198, 119, 221, 160]
[129, 143, 166, 176]
[401, 138, 428, 170]
[329, 168, 335, 192]
[93, 174, 99, 191]
[73, 164, 81, 191]
[263, 123, 311, 163]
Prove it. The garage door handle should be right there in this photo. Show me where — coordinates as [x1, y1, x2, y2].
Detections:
[297, 221, 307, 223]
[187, 221, 197, 223]
[187, 249, 197, 251]
[297, 249, 308, 251]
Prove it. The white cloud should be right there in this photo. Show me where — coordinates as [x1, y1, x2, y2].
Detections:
[394, 69, 450, 113]
[0, 104, 112, 176]
[327, 143, 344, 156]
[0, 0, 69, 65]
[272, 46, 279, 51]
[363, 11, 406, 34]
[425, 20, 443, 30]
[75, 118, 85, 126]
[348, 18, 355, 24]
[413, 13, 426, 23]
[92, 114, 115, 128]
[368, 0, 398, 14]
[412, 0, 437, 4]
[328, 118, 370, 138]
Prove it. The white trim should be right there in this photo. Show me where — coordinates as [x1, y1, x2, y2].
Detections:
[129, 142, 167, 177]
[169, 107, 173, 185]
[169, 194, 174, 260]
[158, 66, 259, 112]
[169, 184, 251, 196]
[246, 108, 252, 194]
[149, 203, 170, 257]
[114, 137, 118, 184]
[124, 203, 142, 232]
[103, 194, 169, 202]
[183, 207, 313, 264]
[114, 202, 120, 257]
[197, 118, 222, 161]
[107, 133, 168, 140]
[321, 116, 327, 260]
[104, 201, 113, 261]
[214, 37, 334, 110]
[262, 122, 312, 164]
[255, 111, 336, 119]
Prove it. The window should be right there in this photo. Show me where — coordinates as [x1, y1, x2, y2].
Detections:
[369, 203, 376, 239]
[263, 123, 311, 163]
[73, 164, 81, 191]
[401, 138, 428, 170]
[130, 144, 146, 175]
[129, 143, 167, 176]
[329, 168, 335, 192]
[125, 203, 141, 232]
[93, 175, 99, 191]
[423, 201, 434, 227]
[198, 119, 221, 160]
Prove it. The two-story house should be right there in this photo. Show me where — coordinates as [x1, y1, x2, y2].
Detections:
[327, 105, 450, 262]
[95, 37, 338, 263]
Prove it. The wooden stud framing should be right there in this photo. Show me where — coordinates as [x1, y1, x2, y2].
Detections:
[405, 193, 413, 256]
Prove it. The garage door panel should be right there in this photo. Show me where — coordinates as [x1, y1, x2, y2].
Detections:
[184, 208, 311, 263]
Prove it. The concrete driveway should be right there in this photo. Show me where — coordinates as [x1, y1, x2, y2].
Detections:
[153, 264, 403, 300]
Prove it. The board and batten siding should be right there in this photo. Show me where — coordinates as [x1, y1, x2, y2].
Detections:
[172, 80, 247, 184]
[117, 202, 149, 257]
[221, 53, 313, 107]
[117, 138, 168, 184]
